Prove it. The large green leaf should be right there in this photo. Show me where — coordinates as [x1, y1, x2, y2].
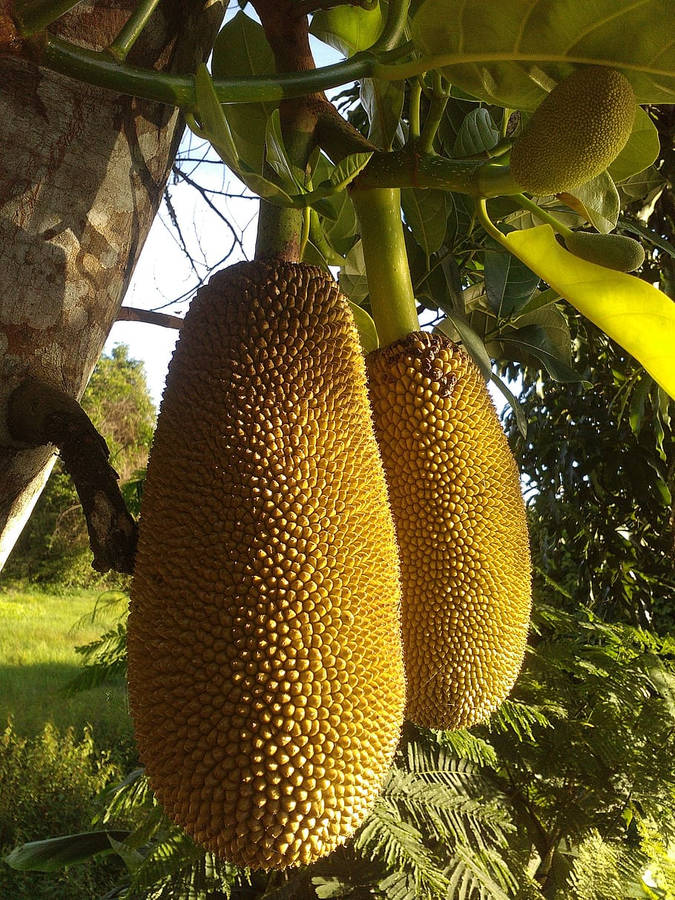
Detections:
[211, 12, 277, 172]
[360, 77, 405, 149]
[348, 300, 379, 352]
[563, 171, 620, 234]
[496, 307, 581, 382]
[4, 831, 131, 872]
[484, 237, 540, 318]
[411, 0, 675, 108]
[192, 66, 293, 205]
[608, 107, 661, 183]
[504, 224, 675, 397]
[310, 2, 384, 56]
[452, 107, 500, 158]
[401, 188, 449, 257]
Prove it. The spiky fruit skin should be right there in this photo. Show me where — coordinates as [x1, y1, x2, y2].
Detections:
[563, 231, 645, 272]
[367, 333, 531, 730]
[128, 261, 405, 870]
[510, 67, 636, 195]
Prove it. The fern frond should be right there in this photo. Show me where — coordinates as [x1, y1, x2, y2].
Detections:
[384, 767, 511, 850]
[356, 798, 449, 898]
[435, 729, 499, 769]
[123, 830, 238, 899]
[487, 699, 557, 740]
[65, 622, 128, 694]
[68, 589, 129, 633]
[445, 845, 515, 900]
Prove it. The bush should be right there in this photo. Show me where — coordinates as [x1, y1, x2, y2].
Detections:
[0, 720, 125, 899]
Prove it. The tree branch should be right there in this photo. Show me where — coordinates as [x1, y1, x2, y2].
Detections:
[7, 378, 137, 574]
[116, 307, 183, 329]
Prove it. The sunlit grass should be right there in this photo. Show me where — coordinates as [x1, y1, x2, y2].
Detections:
[0, 586, 133, 751]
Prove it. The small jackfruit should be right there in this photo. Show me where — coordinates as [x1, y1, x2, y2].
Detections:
[510, 66, 636, 195]
[128, 260, 405, 870]
[367, 332, 531, 730]
[563, 231, 645, 272]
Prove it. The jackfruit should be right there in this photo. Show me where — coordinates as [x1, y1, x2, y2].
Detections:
[510, 67, 636, 195]
[367, 332, 531, 729]
[563, 231, 645, 272]
[128, 260, 405, 870]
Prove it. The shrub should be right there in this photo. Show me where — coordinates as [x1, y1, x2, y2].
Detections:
[0, 719, 125, 899]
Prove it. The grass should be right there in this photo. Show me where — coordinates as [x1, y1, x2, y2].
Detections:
[0, 585, 133, 753]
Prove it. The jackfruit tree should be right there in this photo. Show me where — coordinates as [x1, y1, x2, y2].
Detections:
[1, 0, 674, 898]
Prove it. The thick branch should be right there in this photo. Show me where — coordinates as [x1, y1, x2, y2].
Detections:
[117, 306, 183, 329]
[7, 378, 137, 574]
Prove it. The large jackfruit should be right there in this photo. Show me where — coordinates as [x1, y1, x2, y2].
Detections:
[510, 66, 636, 195]
[367, 332, 531, 730]
[128, 261, 405, 870]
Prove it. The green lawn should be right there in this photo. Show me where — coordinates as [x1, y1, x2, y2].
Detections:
[0, 586, 133, 752]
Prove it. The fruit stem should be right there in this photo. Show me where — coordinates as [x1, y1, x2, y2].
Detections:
[107, 0, 162, 62]
[351, 187, 419, 347]
[13, 0, 83, 35]
[418, 71, 450, 154]
[370, 0, 409, 52]
[513, 193, 573, 239]
[251, 0, 319, 261]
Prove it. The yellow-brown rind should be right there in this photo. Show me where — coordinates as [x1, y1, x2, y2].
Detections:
[510, 66, 636, 195]
[367, 332, 531, 730]
[128, 261, 405, 869]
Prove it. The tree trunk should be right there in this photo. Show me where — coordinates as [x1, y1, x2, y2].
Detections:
[0, 0, 224, 570]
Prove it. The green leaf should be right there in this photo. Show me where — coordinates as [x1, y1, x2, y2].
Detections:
[360, 77, 405, 149]
[484, 240, 540, 318]
[490, 372, 527, 437]
[4, 831, 131, 872]
[348, 300, 379, 353]
[437, 313, 492, 380]
[410, 0, 675, 108]
[620, 219, 675, 259]
[511, 286, 561, 321]
[452, 107, 500, 157]
[497, 307, 581, 383]
[564, 171, 620, 234]
[401, 188, 449, 257]
[609, 107, 661, 182]
[265, 108, 304, 191]
[504, 224, 675, 398]
[619, 164, 667, 202]
[330, 151, 374, 190]
[310, 2, 384, 56]
[211, 12, 277, 173]
[192, 65, 239, 172]
[340, 240, 369, 303]
[628, 375, 651, 435]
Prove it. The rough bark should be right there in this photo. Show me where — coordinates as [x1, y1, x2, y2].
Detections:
[0, 0, 224, 570]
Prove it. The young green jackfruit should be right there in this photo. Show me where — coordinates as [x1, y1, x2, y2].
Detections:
[128, 261, 405, 870]
[510, 66, 636, 195]
[563, 231, 645, 272]
[367, 333, 531, 730]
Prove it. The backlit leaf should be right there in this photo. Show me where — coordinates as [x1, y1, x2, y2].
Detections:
[504, 225, 675, 398]
[411, 0, 675, 108]
[211, 12, 277, 172]
[609, 107, 661, 183]
[310, 3, 384, 56]
[452, 108, 500, 157]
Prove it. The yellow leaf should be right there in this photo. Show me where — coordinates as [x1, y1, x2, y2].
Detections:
[504, 225, 675, 398]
